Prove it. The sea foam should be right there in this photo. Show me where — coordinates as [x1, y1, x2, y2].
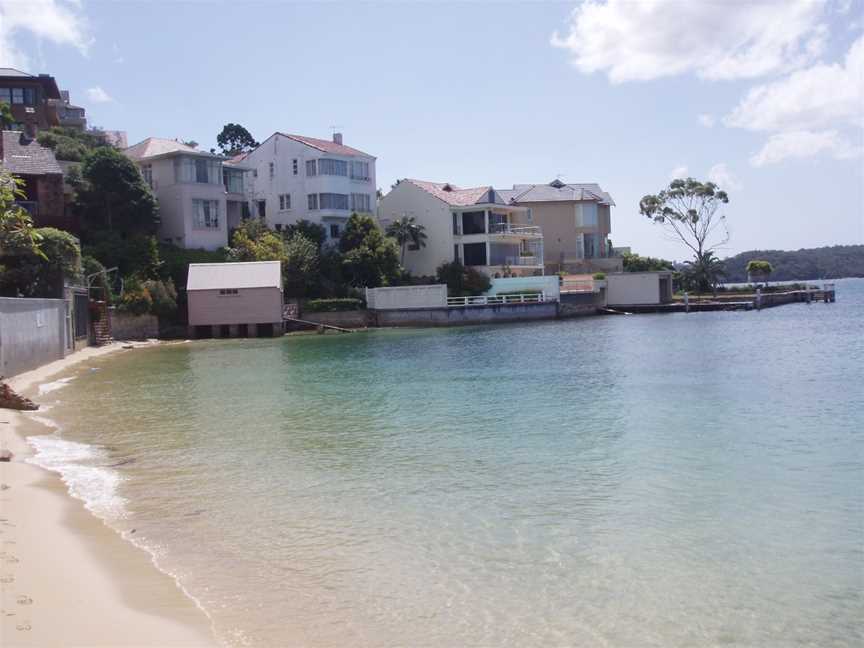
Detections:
[27, 435, 128, 520]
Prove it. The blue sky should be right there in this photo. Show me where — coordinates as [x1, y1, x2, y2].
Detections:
[3, 0, 862, 260]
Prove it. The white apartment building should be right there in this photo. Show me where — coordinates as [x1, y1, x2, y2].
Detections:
[125, 138, 250, 250]
[240, 132, 376, 243]
[378, 179, 544, 277]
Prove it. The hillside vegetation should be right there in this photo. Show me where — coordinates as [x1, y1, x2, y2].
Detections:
[722, 245, 864, 282]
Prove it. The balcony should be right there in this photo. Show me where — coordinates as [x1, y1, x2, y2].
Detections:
[489, 223, 542, 238]
[504, 255, 541, 267]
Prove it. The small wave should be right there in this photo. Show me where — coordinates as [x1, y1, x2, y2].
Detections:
[26, 435, 128, 520]
[38, 376, 76, 395]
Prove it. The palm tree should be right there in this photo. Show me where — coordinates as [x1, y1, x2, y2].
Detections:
[684, 251, 726, 296]
[386, 216, 427, 264]
[0, 102, 14, 131]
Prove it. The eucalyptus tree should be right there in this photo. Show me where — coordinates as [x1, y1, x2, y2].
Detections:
[639, 177, 730, 288]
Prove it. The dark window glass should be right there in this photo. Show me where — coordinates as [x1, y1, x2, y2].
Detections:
[461, 211, 486, 235]
[462, 242, 487, 266]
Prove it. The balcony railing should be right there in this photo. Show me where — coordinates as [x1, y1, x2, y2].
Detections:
[504, 255, 541, 266]
[447, 292, 546, 307]
[490, 223, 542, 237]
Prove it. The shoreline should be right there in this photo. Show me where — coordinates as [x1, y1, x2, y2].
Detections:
[1, 344, 217, 647]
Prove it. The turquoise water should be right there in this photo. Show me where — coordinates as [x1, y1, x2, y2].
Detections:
[31, 278, 864, 646]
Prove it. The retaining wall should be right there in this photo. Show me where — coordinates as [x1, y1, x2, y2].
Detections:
[299, 310, 371, 328]
[373, 302, 558, 327]
[110, 310, 159, 340]
[0, 297, 67, 377]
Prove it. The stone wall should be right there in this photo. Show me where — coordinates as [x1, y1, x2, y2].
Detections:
[0, 297, 67, 377]
[299, 310, 371, 329]
[110, 310, 159, 340]
[35, 174, 68, 230]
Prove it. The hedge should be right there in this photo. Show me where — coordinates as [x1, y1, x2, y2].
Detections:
[304, 298, 363, 312]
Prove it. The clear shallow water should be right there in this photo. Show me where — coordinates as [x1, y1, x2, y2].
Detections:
[29, 278, 864, 647]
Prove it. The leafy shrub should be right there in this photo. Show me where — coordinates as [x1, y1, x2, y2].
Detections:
[746, 260, 773, 275]
[143, 279, 178, 319]
[435, 261, 491, 296]
[593, 272, 606, 280]
[119, 285, 153, 315]
[304, 298, 363, 312]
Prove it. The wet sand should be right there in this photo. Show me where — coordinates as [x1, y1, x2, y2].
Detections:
[0, 344, 216, 647]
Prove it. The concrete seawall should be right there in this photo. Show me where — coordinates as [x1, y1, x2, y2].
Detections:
[0, 297, 67, 377]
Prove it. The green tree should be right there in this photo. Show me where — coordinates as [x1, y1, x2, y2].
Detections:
[0, 172, 44, 259]
[37, 127, 113, 162]
[0, 227, 81, 298]
[284, 219, 327, 250]
[283, 233, 319, 298]
[639, 177, 730, 289]
[746, 259, 773, 284]
[339, 214, 400, 288]
[681, 251, 726, 294]
[0, 101, 13, 130]
[216, 123, 259, 156]
[386, 215, 427, 264]
[76, 147, 159, 236]
[227, 218, 285, 262]
[622, 251, 674, 272]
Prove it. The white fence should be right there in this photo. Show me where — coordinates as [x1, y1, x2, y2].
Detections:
[365, 284, 447, 310]
[447, 293, 546, 307]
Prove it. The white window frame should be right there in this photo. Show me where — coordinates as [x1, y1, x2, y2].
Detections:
[308, 194, 318, 210]
[306, 160, 317, 176]
[192, 199, 220, 230]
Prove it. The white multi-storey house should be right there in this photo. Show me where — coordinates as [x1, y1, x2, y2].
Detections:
[377, 179, 544, 277]
[124, 138, 250, 250]
[241, 132, 376, 242]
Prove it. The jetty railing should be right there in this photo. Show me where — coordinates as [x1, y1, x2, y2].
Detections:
[447, 292, 546, 307]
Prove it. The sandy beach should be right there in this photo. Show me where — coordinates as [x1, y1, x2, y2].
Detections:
[0, 344, 216, 647]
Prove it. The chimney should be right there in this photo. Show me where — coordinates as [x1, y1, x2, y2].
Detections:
[332, 132, 343, 145]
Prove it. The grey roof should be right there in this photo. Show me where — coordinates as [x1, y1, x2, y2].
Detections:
[0, 68, 33, 78]
[187, 261, 282, 291]
[124, 137, 221, 161]
[0, 131, 62, 175]
[503, 181, 615, 206]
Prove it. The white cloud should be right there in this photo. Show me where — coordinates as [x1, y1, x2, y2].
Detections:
[551, 0, 827, 83]
[707, 163, 742, 191]
[698, 114, 716, 128]
[669, 165, 689, 180]
[750, 130, 862, 166]
[0, 0, 90, 69]
[86, 86, 113, 103]
[725, 35, 864, 132]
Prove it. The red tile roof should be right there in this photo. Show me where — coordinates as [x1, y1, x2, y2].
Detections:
[278, 133, 373, 158]
[405, 179, 494, 207]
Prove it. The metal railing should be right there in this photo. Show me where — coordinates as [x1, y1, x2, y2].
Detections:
[447, 292, 546, 307]
[490, 223, 542, 236]
[503, 256, 541, 266]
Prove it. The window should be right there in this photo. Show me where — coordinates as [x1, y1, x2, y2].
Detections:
[218, 288, 239, 296]
[461, 211, 486, 235]
[454, 244, 460, 262]
[279, 193, 291, 210]
[306, 160, 317, 176]
[256, 200, 266, 217]
[463, 242, 487, 266]
[275, 223, 283, 232]
[292, 159, 298, 175]
[175, 157, 220, 184]
[317, 158, 348, 176]
[142, 164, 153, 189]
[350, 160, 370, 181]
[350, 193, 371, 212]
[308, 194, 319, 210]
[253, 169, 258, 178]
[576, 203, 598, 228]
[269, 162, 275, 179]
[23, 88, 36, 105]
[0, 88, 9, 104]
[195, 158, 209, 183]
[526, 208, 533, 223]
[11, 88, 24, 104]
[223, 169, 243, 194]
[319, 193, 349, 210]
[329, 224, 340, 239]
[192, 199, 220, 229]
